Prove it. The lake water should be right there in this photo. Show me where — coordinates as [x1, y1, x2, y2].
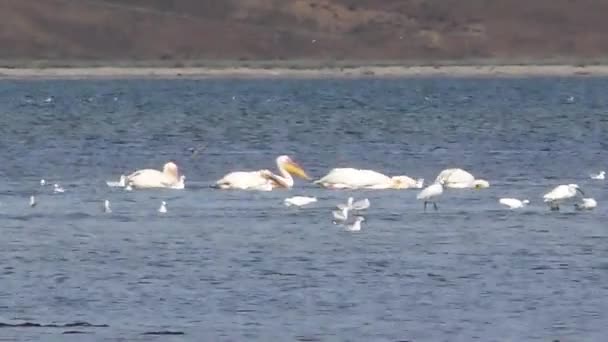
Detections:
[0, 77, 607, 341]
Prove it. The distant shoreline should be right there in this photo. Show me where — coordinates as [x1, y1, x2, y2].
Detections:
[1, 64, 607, 79]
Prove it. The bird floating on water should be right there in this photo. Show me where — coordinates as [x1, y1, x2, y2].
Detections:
[543, 184, 585, 211]
[499, 198, 530, 209]
[103, 200, 112, 213]
[40, 179, 46, 186]
[575, 198, 597, 211]
[590, 171, 605, 180]
[215, 155, 310, 191]
[158, 201, 167, 213]
[29, 195, 36, 208]
[417, 180, 444, 211]
[332, 197, 369, 225]
[344, 216, 365, 232]
[53, 184, 65, 193]
[434, 168, 489, 189]
[123, 161, 183, 189]
[284, 196, 317, 207]
[315, 168, 423, 189]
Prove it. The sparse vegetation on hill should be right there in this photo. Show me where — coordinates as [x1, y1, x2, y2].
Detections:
[1, 0, 607, 63]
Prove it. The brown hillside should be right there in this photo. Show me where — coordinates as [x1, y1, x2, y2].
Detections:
[1, 0, 607, 61]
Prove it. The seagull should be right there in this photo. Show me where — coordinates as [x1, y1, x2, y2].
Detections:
[29, 195, 36, 208]
[337, 197, 370, 211]
[332, 207, 349, 224]
[499, 198, 530, 209]
[158, 201, 167, 214]
[53, 184, 65, 193]
[417, 180, 444, 211]
[590, 171, 605, 180]
[345, 216, 365, 232]
[40, 179, 46, 186]
[575, 198, 597, 211]
[543, 184, 585, 211]
[103, 200, 112, 213]
[284, 196, 317, 207]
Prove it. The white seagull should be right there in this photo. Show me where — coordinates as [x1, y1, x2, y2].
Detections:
[284, 196, 317, 207]
[417, 180, 444, 211]
[543, 184, 585, 211]
[337, 197, 370, 211]
[590, 171, 605, 180]
[344, 216, 365, 232]
[29, 195, 36, 208]
[575, 198, 597, 211]
[103, 200, 112, 213]
[499, 198, 530, 209]
[53, 184, 65, 193]
[40, 179, 46, 186]
[158, 201, 167, 214]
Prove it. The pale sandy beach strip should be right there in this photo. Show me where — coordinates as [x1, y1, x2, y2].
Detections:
[1, 65, 608, 79]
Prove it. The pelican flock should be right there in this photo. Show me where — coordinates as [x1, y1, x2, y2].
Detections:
[20, 153, 599, 220]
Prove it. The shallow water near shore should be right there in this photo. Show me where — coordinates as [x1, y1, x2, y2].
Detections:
[0, 77, 607, 341]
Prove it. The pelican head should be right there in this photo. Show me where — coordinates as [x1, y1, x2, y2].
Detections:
[569, 183, 585, 196]
[163, 161, 179, 178]
[473, 179, 490, 189]
[277, 155, 310, 180]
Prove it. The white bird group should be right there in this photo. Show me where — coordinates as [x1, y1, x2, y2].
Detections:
[332, 197, 370, 231]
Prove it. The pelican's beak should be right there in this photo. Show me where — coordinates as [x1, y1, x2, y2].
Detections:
[285, 160, 311, 180]
[577, 188, 585, 196]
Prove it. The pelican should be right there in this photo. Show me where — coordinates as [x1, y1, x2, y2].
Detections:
[417, 180, 444, 211]
[590, 171, 605, 180]
[315, 168, 423, 189]
[543, 184, 584, 211]
[215, 155, 310, 190]
[575, 198, 597, 210]
[124, 161, 183, 189]
[499, 198, 530, 209]
[434, 168, 489, 189]
[284, 196, 317, 207]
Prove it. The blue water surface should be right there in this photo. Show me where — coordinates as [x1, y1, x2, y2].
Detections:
[0, 77, 607, 341]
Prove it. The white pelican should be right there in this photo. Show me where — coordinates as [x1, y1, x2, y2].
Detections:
[417, 180, 444, 211]
[284, 196, 317, 207]
[29, 195, 36, 208]
[103, 200, 112, 213]
[345, 216, 365, 232]
[590, 171, 605, 180]
[543, 184, 585, 211]
[158, 201, 167, 213]
[53, 184, 65, 193]
[499, 198, 530, 209]
[215, 155, 310, 190]
[125, 161, 183, 189]
[434, 168, 489, 189]
[575, 198, 597, 211]
[315, 168, 423, 189]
